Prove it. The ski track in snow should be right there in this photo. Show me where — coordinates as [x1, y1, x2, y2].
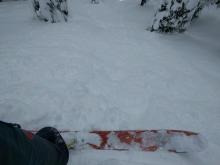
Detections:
[0, 0, 220, 165]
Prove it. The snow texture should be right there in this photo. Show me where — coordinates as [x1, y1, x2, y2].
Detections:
[0, 0, 220, 165]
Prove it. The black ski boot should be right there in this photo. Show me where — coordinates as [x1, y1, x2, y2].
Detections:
[36, 127, 69, 164]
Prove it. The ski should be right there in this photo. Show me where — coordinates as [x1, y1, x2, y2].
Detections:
[57, 129, 207, 153]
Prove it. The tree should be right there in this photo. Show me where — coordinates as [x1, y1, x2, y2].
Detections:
[140, 0, 148, 6]
[150, 0, 208, 33]
[216, 0, 220, 7]
[31, 0, 68, 23]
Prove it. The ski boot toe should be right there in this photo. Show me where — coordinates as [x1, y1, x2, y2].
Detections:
[36, 127, 69, 163]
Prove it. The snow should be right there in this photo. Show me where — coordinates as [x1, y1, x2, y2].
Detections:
[0, 0, 220, 164]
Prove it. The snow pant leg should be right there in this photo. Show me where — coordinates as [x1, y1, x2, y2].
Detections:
[0, 121, 68, 165]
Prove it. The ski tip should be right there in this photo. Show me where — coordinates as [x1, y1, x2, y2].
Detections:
[196, 133, 208, 152]
[165, 133, 208, 153]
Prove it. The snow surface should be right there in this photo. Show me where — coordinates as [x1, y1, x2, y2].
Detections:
[0, 0, 220, 164]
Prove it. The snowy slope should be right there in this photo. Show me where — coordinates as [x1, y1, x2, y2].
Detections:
[0, 0, 220, 164]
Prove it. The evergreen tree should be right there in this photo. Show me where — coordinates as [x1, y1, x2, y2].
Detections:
[140, 0, 148, 6]
[191, 1, 206, 21]
[216, 0, 220, 7]
[91, 0, 99, 4]
[31, 0, 68, 23]
[151, 0, 205, 33]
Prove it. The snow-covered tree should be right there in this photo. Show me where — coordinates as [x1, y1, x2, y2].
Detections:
[91, 0, 99, 4]
[140, 0, 149, 6]
[191, 1, 206, 21]
[214, 0, 220, 7]
[151, 0, 206, 33]
[200, 0, 220, 7]
[30, 0, 68, 23]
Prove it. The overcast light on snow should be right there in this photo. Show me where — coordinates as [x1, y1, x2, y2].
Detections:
[0, 0, 220, 164]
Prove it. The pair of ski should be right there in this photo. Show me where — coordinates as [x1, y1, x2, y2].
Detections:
[31, 129, 207, 153]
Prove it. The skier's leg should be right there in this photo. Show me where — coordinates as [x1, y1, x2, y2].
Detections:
[0, 121, 69, 165]
[140, 0, 146, 6]
[91, 0, 99, 4]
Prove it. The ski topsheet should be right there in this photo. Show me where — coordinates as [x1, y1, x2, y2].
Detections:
[59, 130, 207, 153]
